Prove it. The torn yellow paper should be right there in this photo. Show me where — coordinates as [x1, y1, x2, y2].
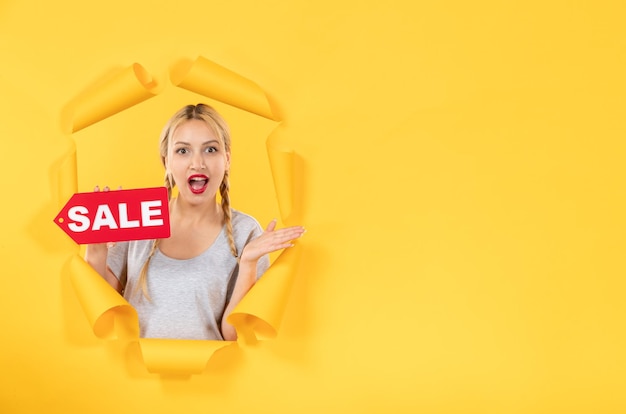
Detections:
[138, 338, 235, 375]
[62, 63, 158, 133]
[171, 56, 277, 121]
[56, 148, 77, 210]
[228, 245, 301, 340]
[61, 55, 302, 374]
[266, 140, 295, 222]
[68, 254, 138, 340]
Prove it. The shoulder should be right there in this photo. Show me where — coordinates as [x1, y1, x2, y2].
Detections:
[230, 209, 263, 232]
[230, 209, 264, 245]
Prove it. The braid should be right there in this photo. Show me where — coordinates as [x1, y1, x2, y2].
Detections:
[220, 171, 238, 258]
[135, 239, 159, 301]
[164, 171, 174, 200]
[134, 173, 173, 301]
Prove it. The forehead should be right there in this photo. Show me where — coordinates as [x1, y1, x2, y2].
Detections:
[171, 119, 221, 144]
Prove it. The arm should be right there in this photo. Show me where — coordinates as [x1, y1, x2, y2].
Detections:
[220, 219, 305, 341]
[85, 243, 123, 293]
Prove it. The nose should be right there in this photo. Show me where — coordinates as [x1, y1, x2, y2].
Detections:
[190, 152, 206, 170]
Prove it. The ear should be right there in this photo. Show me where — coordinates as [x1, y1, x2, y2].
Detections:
[225, 151, 231, 171]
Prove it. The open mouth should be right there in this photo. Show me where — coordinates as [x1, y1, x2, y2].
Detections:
[188, 174, 209, 194]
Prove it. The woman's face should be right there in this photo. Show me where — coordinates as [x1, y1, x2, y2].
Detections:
[165, 119, 230, 205]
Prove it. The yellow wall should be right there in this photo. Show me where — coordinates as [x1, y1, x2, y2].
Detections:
[1, 1, 625, 413]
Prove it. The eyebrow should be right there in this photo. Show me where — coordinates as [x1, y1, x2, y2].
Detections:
[173, 140, 220, 146]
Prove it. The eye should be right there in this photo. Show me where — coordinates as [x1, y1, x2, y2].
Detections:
[205, 147, 218, 153]
[175, 147, 188, 155]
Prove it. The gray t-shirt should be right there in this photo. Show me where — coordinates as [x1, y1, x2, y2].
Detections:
[107, 209, 269, 340]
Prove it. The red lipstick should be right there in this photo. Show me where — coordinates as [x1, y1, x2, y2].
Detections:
[188, 174, 209, 194]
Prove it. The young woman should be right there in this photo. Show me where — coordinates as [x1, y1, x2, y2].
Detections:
[85, 103, 305, 341]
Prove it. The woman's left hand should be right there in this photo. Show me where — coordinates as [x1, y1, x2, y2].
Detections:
[239, 219, 305, 265]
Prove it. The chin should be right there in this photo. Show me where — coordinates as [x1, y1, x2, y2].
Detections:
[180, 188, 216, 205]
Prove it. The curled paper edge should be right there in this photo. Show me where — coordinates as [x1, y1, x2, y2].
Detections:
[56, 147, 77, 211]
[266, 139, 295, 222]
[171, 56, 278, 121]
[61, 63, 158, 134]
[68, 254, 139, 340]
[228, 245, 302, 341]
[137, 338, 236, 375]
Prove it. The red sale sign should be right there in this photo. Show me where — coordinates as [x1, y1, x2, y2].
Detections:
[54, 187, 171, 244]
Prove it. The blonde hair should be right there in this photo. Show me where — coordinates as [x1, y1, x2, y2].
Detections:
[134, 103, 238, 300]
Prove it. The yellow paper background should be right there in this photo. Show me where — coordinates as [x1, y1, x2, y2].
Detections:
[1, 1, 625, 413]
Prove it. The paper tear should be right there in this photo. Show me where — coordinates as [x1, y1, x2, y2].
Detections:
[62, 63, 158, 133]
[267, 144, 295, 222]
[228, 245, 301, 340]
[171, 56, 278, 121]
[63, 55, 302, 374]
[57, 148, 77, 210]
[68, 254, 138, 340]
[138, 338, 235, 375]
